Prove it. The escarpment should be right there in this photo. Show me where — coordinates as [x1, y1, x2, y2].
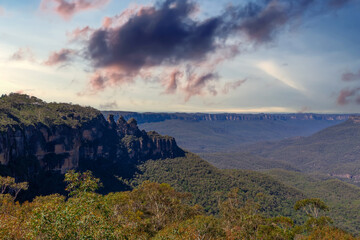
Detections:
[0, 93, 184, 197]
[0, 115, 183, 172]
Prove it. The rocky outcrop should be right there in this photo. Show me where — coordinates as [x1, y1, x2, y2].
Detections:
[0, 114, 184, 175]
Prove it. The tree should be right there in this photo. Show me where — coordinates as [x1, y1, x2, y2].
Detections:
[64, 170, 103, 196]
[294, 198, 329, 218]
[0, 176, 28, 200]
[294, 198, 332, 233]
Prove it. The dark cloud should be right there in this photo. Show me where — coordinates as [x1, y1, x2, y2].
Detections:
[229, 1, 291, 43]
[9, 48, 35, 62]
[87, 0, 221, 73]
[40, 0, 111, 20]
[66, 0, 352, 99]
[342, 69, 360, 82]
[337, 87, 360, 105]
[85, 0, 227, 98]
[222, 79, 247, 94]
[224, 0, 354, 44]
[44, 49, 76, 66]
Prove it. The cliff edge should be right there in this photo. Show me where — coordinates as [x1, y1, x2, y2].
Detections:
[0, 93, 184, 197]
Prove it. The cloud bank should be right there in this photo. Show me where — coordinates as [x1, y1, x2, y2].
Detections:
[50, 0, 353, 100]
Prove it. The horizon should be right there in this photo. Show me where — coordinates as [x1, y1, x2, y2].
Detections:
[2, 92, 360, 115]
[1, 0, 360, 113]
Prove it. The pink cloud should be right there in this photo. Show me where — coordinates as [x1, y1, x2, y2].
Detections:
[183, 69, 219, 101]
[40, 0, 111, 20]
[102, 4, 141, 28]
[162, 69, 182, 94]
[44, 48, 76, 66]
[337, 87, 360, 105]
[67, 26, 93, 41]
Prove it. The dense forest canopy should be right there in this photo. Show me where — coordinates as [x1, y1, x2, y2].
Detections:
[0, 93, 101, 130]
[0, 172, 356, 240]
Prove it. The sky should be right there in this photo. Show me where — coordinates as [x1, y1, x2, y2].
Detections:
[0, 0, 360, 113]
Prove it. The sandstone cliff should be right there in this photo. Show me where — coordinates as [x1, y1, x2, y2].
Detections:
[103, 111, 352, 124]
[0, 94, 184, 198]
[0, 114, 183, 173]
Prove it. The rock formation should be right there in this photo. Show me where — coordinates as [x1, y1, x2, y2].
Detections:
[102, 111, 352, 124]
[0, 114, 183, 174]
[0, 94, 184, 197]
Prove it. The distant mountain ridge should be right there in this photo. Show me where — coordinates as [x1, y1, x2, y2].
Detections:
[103, 111, 353, 124]
[106, 111, 347, 153]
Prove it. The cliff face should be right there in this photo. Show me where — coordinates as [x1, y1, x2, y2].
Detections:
[103, 111, 352, 124]
[0, 94, 185, 198]
[0, 114, 184, 175]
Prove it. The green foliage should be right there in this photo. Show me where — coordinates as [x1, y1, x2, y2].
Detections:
[294, 198, 329, 218]
[147, 131, 174, 141]
[0, 170, 357, 239]
[64, 170, 103, 196]
[0, 93, 101, 131]
[294, 198, 333, 234]
[153, 215, 226, 240]
[0, 175, 28, 200]
[200, 151, 299, 171]
[267, 169, 360, 234]
[131, 153, 305, 218]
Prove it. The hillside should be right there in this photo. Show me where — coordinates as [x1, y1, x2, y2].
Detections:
[200, 152, 299, 171]
[266, 169, 360, 233]
[130, 153, 360, 234]
[131, 153, 305, 218]
[242, 117, 360, 183]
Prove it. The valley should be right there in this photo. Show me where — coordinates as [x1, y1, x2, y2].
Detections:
[0, 94, 359, 237]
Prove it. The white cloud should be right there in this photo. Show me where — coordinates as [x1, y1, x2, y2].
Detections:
[257, 61, 306, 93]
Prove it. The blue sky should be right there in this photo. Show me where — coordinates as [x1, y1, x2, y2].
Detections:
[0, 0, 360, 113]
